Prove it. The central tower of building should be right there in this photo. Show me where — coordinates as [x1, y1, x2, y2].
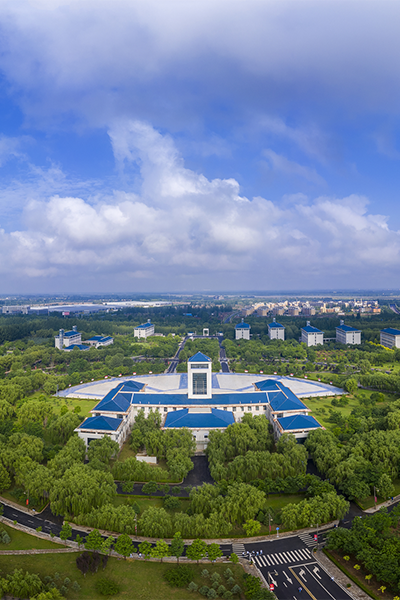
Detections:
[187, 352, 212, 399]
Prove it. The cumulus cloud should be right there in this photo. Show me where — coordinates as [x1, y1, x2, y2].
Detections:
[0, 120, 399, 291]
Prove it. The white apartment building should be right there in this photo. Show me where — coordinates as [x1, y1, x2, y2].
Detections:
[235, 318, 250, 340]
[134, 319, 155, 339]
[336, 321, 361, 345]
[55, 326, 81, 349]
[268, 318, 285, 341]
[301, 322, 324, 346]
[380, 328, 400, 349]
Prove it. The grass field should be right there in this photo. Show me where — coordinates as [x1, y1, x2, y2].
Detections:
[56, 397, 99, 418]
[1, 489, 48, 512]
[0, 553, 246, 600]
[114, 495, 191, 514]
[0, 522, 63, 550]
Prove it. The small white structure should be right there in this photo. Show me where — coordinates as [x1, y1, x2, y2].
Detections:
[203, 328, 209, 336]
[85, 335, 114, 348]
[268, 318, 285, 341]
[380, 328, 400, 349]
[188, 352, 212, 399]
[55, 326, 81, 349]
[235, 318, 250, 340]
[336, 321, 361, 345]
[301, 321, 324, 346]
[134, 319, 155, 339]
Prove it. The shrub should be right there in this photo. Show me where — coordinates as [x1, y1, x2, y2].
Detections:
[60, 585, 68, 595]
[231, 584, 242, 596]
[217, 584, 226, 596]
[188, 581, 198, 592]
[95, 577, 120, 596]
[142, 481, 158, 494]
[210, 573, 221, 584]
[164, 565, 194, 588]
[201, 569, 210, 578]
[224, 568, 233, 580]
[164, 495, 181, 509]
[72, 581, 81, 592]
[199, 586, 210, 596]
[227, 577, 235, 587]
[0, 530, 11, 544]
[223, 592, 233, 599]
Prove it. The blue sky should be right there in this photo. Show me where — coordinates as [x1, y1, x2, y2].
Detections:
[0, 0, 400, 293]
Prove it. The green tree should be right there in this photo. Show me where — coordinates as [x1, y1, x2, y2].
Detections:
[243, 519, 261, 537]
[138, 540, 152, 560]
[186, 539, 207, 564]
[151, 539, 169, 562]
[207, 543, 222, 562]
[85, 529, 103, 553]
[59, 522, 72, 546]
[170, 531, 185, 564]
[114, 533, 134, 560]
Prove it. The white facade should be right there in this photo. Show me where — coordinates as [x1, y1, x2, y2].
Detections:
[268, 318, 285, 341]
[380, 329, 400, 349]
[336, 321, 361, 345]
[188, 353, 212, 400]
[134, 319, 155, 339]
[301, 322, 324, 347]
[85, 336, 114, 348]
[235, 318, 250, 340]
[55, 326, 81, 349]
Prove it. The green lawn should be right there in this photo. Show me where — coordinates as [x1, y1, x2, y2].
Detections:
[1, 488, 48, 512]
[0, 522, 63, 550]
[0, 553, 246, 600]
[116, 440, 137, 462]
[114, 495, 191, 514]
[55, 398, 99, 418]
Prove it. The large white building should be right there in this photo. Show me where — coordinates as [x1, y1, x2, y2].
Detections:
[134, 319, 155, 339]
[76, 353, 322, 450]
[336, 321, 361, 345]
[55, 326, 82, 349]
[380, 328, 400, 349]
[301, 322, 324, 347]
[268, 318, 285, 341]
[235, 318, 250, 340]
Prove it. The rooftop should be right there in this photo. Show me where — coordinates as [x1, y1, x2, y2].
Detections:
[302, 325, 323, 334]
[381, 328, 400, 336]
[188, 352, 212, 363]
[164, 407, 235, 429]
[135, 322, 154, 329]
[268, 322, 284, 328]
[336, 324, 361, 333]
[78, 415, 123, 432]
[277, 414, 321, 431]
[235, 322, 250, 329]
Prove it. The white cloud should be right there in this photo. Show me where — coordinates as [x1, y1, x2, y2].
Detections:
[1, 1, 400, 126]
[0, 120, 399, 291]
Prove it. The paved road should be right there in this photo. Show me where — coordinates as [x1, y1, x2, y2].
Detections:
[165, 336, 188, 373]
[236, 535, 353, 600]
[218, 337, 230, 373]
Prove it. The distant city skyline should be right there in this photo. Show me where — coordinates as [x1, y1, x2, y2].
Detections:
[0, 1, 400, 293]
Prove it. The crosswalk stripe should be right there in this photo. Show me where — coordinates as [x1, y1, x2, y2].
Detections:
[287, 551, 299, 562]
[291, 550, 303, 561]
[264, 555, 271, 566]
[298, 549, 310, 560]
[278, 553, 288, 563]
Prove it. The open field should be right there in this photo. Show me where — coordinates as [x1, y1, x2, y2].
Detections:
[0, 522, 63, 550]
[0, 553, 246, 600]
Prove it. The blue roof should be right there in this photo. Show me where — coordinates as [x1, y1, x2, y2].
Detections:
[64, 344, 90, 351]
[135, 322, 153, 329]
[336, 325, 360, 332]
[94, 380, 145, 413]
[235, 322, 250, 329]
[381, 328, 400, 336]
[269, 322, 284, 328]
[164, 408, 235, 429]
[129, 391, 268, 407]
[277, 414, 321, 431]
[254, 380, 307, 412]
[87, 335, 113, 342]
[188, 352, 211, 363]
[78, 415, 123, 431]
[64, 330, 80, 337]
[302, 325, 323, 333]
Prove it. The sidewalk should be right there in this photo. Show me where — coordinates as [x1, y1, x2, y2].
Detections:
[315, 550, 370, 600]
[363, 493, 400, 513]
